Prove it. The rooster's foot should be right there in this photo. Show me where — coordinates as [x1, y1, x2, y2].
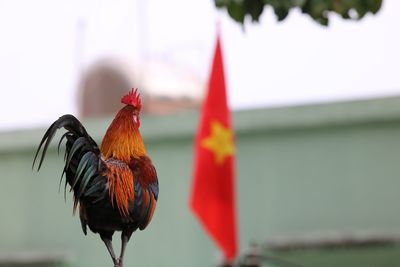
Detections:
[114, 258, 123, 267]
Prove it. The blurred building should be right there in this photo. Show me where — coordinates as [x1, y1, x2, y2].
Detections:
[78, 59, 202, 118]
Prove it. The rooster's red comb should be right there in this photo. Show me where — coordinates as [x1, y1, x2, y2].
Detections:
[121, 88, 142, 109]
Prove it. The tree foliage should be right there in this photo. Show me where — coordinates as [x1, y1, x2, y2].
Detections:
[214, 0, 383, 26]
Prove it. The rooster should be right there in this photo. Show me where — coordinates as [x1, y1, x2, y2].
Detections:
[33, 89, 158, 267]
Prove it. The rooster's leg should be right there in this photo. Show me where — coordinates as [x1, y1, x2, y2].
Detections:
[118, 235, 129, 266]
[117, 230, 133, 267]
[100, 232, 118, 266]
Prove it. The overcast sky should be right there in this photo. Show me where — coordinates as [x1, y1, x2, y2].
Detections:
[0, 0, 399, 131]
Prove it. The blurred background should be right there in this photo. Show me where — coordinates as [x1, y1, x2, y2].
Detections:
[1, 0, 400, 266]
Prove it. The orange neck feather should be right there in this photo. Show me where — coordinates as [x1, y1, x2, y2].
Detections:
[105, 160, 134, 216]
[100, 106, 146, 161]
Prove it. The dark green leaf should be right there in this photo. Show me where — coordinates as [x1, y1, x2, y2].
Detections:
[244, 0, 264, 22]
[227, 1, 246, 23]
[214, 0, 383, 26]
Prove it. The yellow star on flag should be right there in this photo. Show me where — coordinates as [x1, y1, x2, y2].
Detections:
[201, 120, 235, 165]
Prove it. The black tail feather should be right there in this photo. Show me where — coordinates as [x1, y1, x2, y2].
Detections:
[33, 114, 104, 202]
[58, 132, 71, 155]
[33, 115, 96, 170]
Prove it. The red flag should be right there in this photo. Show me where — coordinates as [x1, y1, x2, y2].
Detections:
[190, 33, 238, 261]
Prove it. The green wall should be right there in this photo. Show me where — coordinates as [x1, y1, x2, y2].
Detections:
[2, 97, 400, 267]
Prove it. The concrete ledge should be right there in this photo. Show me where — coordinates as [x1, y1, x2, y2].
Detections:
[0, 251, 70, 266]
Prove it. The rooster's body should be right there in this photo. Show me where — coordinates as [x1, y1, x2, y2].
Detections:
[33, 89, 158, 267]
